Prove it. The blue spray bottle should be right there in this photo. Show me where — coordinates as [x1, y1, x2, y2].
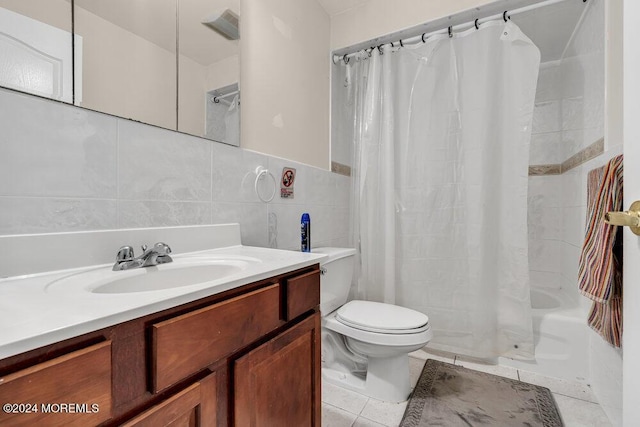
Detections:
[301, 213, 311, 252]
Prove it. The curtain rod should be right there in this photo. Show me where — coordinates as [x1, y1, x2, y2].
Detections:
[212, 90, 239, 104]
[332, 0, 586, 65]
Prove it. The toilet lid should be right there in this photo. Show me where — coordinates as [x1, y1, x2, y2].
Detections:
[336, 301, 429, 334]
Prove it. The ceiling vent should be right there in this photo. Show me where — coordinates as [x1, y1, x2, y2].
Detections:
[202, 9, 240, 40]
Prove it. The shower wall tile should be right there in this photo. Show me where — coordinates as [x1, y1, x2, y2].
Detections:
[117, 201, 211, 229]
[0, 88, 117, 199]
[118, 120, 212, 202]
[528, 206, 562, 241]
[535, 62, 561, 103]
[562, 97, 585, 131]
[529, 239, 563, 274]
[532, 100, 561, 134]
[528, 176, 562, 208]
[530, 270, 563, 290]
[530, 132, 562, 165]
[562, 205, 587, 248]
[0, 197, 117, 235]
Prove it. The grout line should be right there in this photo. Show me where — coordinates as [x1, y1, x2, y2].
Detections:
[552, 391, 599, 405]
[358, 398, 370, 416]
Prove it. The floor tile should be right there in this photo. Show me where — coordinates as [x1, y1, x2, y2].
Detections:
[352, 416, 387, 427]
[360, 398, 408, 427]
[408, 356, 427, 389]
[553, 393, 612, 427]
[518, 370, 596, 402]
[409, 346, 455, 363]
[322, 381, 369, 415]
[454, 356, 519, 380]
[322, 403, 357, 427]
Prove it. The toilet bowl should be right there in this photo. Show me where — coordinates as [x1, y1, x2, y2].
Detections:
[315, 247, 433, 402]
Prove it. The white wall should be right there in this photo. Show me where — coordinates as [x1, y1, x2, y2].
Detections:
[0, 87, 350, 252]
[330, 0, 496, 49]
[75, 6, 177, 130]
[240, 0, 330, 170]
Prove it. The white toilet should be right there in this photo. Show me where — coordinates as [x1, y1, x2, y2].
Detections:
[315, 247, 432, 402]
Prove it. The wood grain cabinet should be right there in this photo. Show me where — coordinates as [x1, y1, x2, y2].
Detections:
[0, 266, 321, 427]
[235, 314, 321, 427]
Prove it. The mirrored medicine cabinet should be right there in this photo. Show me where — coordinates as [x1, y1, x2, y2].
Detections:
[0, 0, 240, 146]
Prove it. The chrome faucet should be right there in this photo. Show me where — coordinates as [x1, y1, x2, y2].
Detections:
[112, 242, 173, 271]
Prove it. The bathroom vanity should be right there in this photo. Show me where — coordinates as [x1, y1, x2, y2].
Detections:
[0, 224, 324, 426]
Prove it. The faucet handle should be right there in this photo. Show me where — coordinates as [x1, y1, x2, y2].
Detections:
[154, 242, 172, 255]
[115, 246, 134, 262]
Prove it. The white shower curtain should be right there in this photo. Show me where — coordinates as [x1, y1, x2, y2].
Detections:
[345, 21, 540, 359]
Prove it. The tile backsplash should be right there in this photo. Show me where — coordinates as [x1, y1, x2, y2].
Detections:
[0, 88, 351, 251]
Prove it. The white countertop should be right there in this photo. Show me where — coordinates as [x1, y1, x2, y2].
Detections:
[0, 245, 326, 360]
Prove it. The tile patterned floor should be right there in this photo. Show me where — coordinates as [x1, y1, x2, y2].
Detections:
[321, 348, 612, 427]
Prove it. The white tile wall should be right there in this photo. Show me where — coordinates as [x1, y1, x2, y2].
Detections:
[0, 88, 351, 253]
[0, 91, 118, 199]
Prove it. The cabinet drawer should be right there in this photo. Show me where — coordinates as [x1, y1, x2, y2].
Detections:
[0, 341, 112, 426]
[285, 270, 320, 320]
[152, 284, 281, 392]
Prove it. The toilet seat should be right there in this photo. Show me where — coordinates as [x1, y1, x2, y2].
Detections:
[336, 300, 429, 334]
[323, 310, 432, 348]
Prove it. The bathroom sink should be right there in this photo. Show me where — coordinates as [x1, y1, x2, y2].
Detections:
[46, 257, 256, 294]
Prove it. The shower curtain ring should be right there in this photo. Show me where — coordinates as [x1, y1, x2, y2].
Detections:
[343, 54, 349, 64]
[503, 11, 509, 22]
[378, 44, 384, 55]
[448, 26, 453, 38]
[421, 33, 426, 43]
[399, 39, 404, 47]
[475, 18, 479, 29]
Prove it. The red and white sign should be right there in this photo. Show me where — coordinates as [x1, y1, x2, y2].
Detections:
[280, 167, 296, 198]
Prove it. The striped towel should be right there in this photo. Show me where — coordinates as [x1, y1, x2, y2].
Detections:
[578, 155, 623, 347]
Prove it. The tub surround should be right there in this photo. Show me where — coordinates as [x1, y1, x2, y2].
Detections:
[529, 137, 604, 176]
[0, 224, 326, 359]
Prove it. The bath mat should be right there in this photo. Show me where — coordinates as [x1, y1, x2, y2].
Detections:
[400, 359, 563, 427]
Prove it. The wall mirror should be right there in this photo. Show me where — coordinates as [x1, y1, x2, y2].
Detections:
[0, 0, 240, 147]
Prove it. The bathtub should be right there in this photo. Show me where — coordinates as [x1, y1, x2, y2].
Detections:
[499, 288, 589, 383]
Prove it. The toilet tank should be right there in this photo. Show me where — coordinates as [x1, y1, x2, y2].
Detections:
[313, 247, 356, 315]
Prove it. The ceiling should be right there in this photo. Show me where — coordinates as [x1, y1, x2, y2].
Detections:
[316, 0, 368, 16]
[510, 0, 586, 62]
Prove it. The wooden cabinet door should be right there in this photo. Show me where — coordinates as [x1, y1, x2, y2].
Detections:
[234, 313, 321, 427]
[122, 372, 217, 427]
